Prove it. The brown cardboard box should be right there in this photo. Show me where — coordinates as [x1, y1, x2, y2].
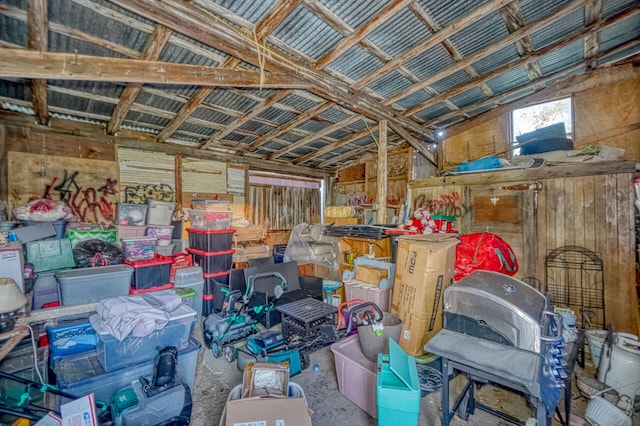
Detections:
[391, 235, 458, 356]
[355, 264, 388, 286]
[225, 396, 312, 426]
[241, 362, 289, 398]
[324, 217, 360, 225]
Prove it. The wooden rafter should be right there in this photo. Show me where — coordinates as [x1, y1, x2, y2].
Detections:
[157, 56, 241, 145]
[383, 0, 588, 106]
[294, 127, 374, 165]
[499, 1, 544, 81]
[244, 102, 334, 152]
[405, 6, 639, 119]
[584, 0, 603, 68]
[268, 114, 362, 160]
[0, 49, 310, 88]
[353, 0, 514, 91]
[108, 0, 433, 143]
[256, 0, 303, 39]
[107, 24, 172, 135]
[315, 0, 415, 70]
[26, 0, 48, 125]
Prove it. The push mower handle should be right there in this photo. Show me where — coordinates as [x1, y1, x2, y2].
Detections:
[345, 302, 383, 334]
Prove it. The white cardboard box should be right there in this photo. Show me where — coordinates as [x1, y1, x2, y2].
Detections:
[0, 243, 25, 292]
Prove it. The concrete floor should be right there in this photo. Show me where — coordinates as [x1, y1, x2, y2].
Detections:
[188, 325, 638, 426]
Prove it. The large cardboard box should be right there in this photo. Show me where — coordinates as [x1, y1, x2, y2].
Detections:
[0, 243, 25, 292]
[225, 397, 312, 426]
[391, 235, 458, 356]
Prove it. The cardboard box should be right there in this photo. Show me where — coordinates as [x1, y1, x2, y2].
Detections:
[225, 396, 312, 426]
[391, 235, 458, 356]
[242, 362, 290, 398]
[324, 217, 360, 225]
[0, 243, 25, 292]
[355, 264, 388, 286]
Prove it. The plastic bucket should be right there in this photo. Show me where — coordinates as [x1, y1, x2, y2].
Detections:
[585, 329, 607, 366]
[358, 312, 402, 361]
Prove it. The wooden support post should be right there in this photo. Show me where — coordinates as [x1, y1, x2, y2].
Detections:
[376, 120, 388, 224]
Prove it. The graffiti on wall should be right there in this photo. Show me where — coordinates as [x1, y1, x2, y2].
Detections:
[122, 184, 175, 204]
[41, 170, 118, 223]
[413, 191, 470, 218]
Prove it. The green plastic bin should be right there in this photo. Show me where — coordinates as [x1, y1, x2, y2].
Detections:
[25, 238, 75, 273]
[376, 339, 421, 426]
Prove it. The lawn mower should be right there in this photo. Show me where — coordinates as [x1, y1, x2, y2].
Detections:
[203, 272, 287, 361]
[234, 329, 309, 377]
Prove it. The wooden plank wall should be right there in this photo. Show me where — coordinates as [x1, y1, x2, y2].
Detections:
[442, 116, 509, 170]
[410, 166, 638, 335]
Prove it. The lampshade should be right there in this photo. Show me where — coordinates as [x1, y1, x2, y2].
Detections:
[0, 278, 27, 313]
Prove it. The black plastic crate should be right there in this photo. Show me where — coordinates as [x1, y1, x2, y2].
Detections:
[204, 270, 230, 288]
[124, 254, 172, 290]
[276, 298, 337, 340]
[187, 228, 234, 252]
[186, 248, 234, 274]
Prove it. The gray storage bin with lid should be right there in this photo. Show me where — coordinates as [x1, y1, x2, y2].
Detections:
[55, 265, 133, 306]
[173, 265, 204, 324]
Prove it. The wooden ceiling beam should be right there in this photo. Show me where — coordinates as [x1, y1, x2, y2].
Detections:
[315, 0, 415, 70]
[353, 0, 514, 90]
[294, 127, 373, 165]
[388, 122, 436, 166]
[384, 0, 589, 106]
[26, 0, 49, 125]
[256, 0, 303, 39]
[107, 24, 172, 135]
[499, 1, 544, 81]
[0, 49, 310, 88]
[404, 6, 639, 118]
[244, 102, 334, 151]
[157, 87, 213, 142]
[584, 0, 603, 68]
[268, 114, 362, 160]
[108, 0, 432, 140]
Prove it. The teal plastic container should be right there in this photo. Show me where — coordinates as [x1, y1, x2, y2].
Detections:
[25, 238, 75, 273]
[376, 339, 421, 426]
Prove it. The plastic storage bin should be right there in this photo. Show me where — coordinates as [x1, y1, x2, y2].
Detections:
[155, 244, 174, 256]
[187, 228, 234, 252]
[192, 199, 230, 211]
[331, 334, 378, 418]
[146, 225, 174, 246]
[25, 238, 75, 273]
[47, 315, 97, 359]
[376, 339, 420, 425]
[187, 209, 232, 230]
[124, 254, 173, 290]
[146, 199, 176, 226]
[204, 270, 230, 287]
[121, 236, 156, 261]
[344, 279, 393, 312]
[96, 303, 196, 372]
[273, 244, 287, 263]
[174, 266, 204, 324]
[115, 225, 148, 241]
[117, 203, 148, 226]
[21, 220, 67, 239]
[187, 247, 234, 274]
[55, 264, 134, 306]
[32, 272, 59, 310]
[54, 337, 201, 407]
[65, 228, 117, 248]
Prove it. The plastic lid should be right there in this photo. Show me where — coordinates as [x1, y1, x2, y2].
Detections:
[186, 247, 234, 256]
[388, 338, 419, 391]
[186, 228, 235, 234]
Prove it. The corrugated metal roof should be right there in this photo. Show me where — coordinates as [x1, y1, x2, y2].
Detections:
[395, 90, 433, 110]
[278, 93, 319, 112]
[326, 129, 351, 140]
[188, 107, 236, 126]
[239, 121, 276, 135]
[0, 81, 29, 102]
[449, 86, 487, 109]
[449, 11, 508, 57]
[404, 45, 454, 80]
[326, 45, 385, 81]
[602, 0, 639, 18]
[367, 8, 432, 57]
[258, 108, 298, 125]
[538, 40, 585, 75]
[417, 0, 488, 28]
[467, 104, 495, 117]
[123, 111, 169, 129]
[0, 7, 27, 47]
[367, 71, 413, 98]
[316, 107, 351, 123]
[599, 15, 640, 52]
[277, 133, 303, 143]
[176, 122, 214, 138]
[431, 70, 471, 94]
[529, 8, 585, 50]
[472, 44, 520, 75]
[319, 0, 391, 30]
[272, 5, 343, 60]
[224, 132, 256, 145]
[520, 0, 574, 24]
[205, 89, 259, 114]
[485, 66, 530, 95]
[296, 119, 330, 133]
[210, 0, 277, 24]
[415, 102, 452, 122]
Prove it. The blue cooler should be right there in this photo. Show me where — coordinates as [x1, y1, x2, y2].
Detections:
[376, 339, 420, 425]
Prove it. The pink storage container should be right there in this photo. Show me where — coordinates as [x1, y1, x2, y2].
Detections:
[146, 225, 174, 246]
[343, 279, 393, 312]
[330, 334, 378, 418]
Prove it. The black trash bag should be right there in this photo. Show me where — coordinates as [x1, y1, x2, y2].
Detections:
[73, 239, 124, 268]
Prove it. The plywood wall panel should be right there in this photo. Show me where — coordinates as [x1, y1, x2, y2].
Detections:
[442, 116, 509, 168]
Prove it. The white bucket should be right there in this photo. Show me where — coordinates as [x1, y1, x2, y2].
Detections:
[585, 329, 607, 366]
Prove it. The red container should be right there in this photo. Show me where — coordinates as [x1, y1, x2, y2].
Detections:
[170, 253, 194, 281]
[186, 248, 234, 274]
[187, 228, 234, 252]
[129, 282, 174, 294]
[124, 254, 173, 290]
[203, 270, 230, 288]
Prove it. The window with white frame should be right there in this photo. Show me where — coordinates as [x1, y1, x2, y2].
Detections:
[511, 97, 573, 154]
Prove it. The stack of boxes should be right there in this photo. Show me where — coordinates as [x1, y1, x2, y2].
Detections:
[185, 199, 234, 317]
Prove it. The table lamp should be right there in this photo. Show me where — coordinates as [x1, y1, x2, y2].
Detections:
[0, 278, 27, 333]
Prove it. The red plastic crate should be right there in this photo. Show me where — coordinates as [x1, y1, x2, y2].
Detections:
[187, 228, 234, 252]
[124, 254, 173, 290]
[170, 253, 194, 281]
[203, 270, 230, 287]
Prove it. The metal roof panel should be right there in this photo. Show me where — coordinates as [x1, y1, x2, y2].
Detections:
[449, 86, 487, 109]
[327, 45, 385, 81]
[367, 8, 432, 57]
[538, 40, 584, 75]
[318, 0, 391, 30]
[449, 11, 508, 57]
[485, 66, 530, 95]
[404, 44, 455, 80]
[599, 15, 640, 52]
[416, 0, 488, 28]
[367, 71, 414, 98]
[431, 70, 471, 94]
[529, 8, 585, 50]
[211, 0, 278, 24]
[472, 44, 520, 76]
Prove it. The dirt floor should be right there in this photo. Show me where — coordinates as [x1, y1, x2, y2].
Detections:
[188, 325, 640, 426]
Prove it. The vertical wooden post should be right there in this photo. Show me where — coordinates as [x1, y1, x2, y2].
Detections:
[376, 120, 388, 224]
